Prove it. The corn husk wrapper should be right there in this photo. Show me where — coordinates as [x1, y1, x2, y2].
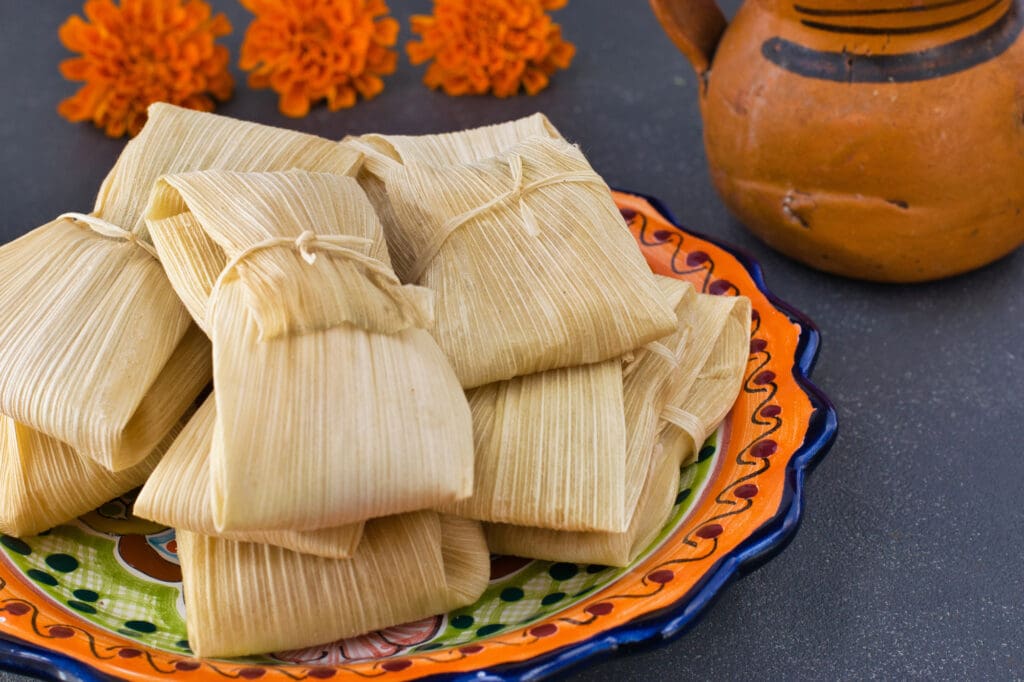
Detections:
[0, 103, 359, 471]
[382, 137, 677, 388]
[445, 361, 627, 532]
[146, 171, 473, 532]
[443, 279, 692, 534]
[177, 513, 489, 659]
[343, 113, 562, 271]
[346, 113, 562, 175]
[660, 293, 752, 461]
[485, 288, 752, 567]
[0, 413, 189, 539]
[134, 396, 363, 559]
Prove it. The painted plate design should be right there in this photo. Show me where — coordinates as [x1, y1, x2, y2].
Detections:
[0, 191, 837, 681]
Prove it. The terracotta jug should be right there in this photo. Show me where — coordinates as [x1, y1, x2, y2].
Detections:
[651, 0, 1024, 282]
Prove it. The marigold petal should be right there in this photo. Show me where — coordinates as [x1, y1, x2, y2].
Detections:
[407, 40, 433, 65]
[280, 86, 312, 118]
[327, 85, 357, 110]
[208, 13, 232, 36]
[247, 71, 271, 89]
[521, 67, 550, 94]
[548, 39, 575, 67]
[375, 17, 399, 45]
[59, 57, 92, 81]
[409, 15, 434, 34]
[354, 74, 384, 99]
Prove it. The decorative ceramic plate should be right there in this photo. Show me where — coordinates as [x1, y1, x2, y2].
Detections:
[0, 191, 837, 682]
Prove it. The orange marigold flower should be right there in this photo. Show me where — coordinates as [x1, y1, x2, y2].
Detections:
[239, 0, 399, 118]
[58, 0, 233, 138]
[407, 0, 575, 97]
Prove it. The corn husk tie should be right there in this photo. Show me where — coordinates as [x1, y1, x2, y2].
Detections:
[57, 213, 160, 259]
[204, 230, 420, 332]
[344, 114, 564, 282]
[405, 153, 605, 283]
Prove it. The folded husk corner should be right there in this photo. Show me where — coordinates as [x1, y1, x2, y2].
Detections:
[146, 170, 473, 532]
[178, 513, 489, 659]
[0, 413, 187, 538]
[134, 396, 363, 559]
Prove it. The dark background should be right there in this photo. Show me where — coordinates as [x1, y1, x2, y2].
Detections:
[1, 1, 1022, 680]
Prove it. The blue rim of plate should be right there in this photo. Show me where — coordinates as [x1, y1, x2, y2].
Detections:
[0, 190, 838, 682]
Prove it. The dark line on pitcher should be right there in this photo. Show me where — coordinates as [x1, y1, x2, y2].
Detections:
[800, 0, 1002, 34]
[794, 0, 976, 18]
[762, 0, 1022, 81]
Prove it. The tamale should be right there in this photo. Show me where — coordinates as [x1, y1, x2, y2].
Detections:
[0, 103, 360, 471]
[343, 113, 562, 268]
[146, 170, 473, 532]
[177, 513, 489, 658]
[485, 287, 752, 567]
[443, 279, 694, 534]
[0, 414, 186, 539]
[445, 361, 628, 532]
[382, 136, 678, 387]
[485, 434, 682, 568]
[134, 396, 363, 560]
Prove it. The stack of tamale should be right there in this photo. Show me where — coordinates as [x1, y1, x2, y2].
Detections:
[0, 105, 750, 660]
[348, 117, 751, 567]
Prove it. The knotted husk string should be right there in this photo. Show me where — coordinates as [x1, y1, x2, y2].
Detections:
[148, 170, 431, 340]
[343, 113, 562, 274]
[145, 170, 473, 532]
[404, 153, 607, 283]
[177, 513, 489, 658]
[485, 285, 753, 567]
[0, 103, 359, 472]
[383, 136, 678, 388]
[57, 212, 159, 259]
[0, 413, 188, 538]
[134, 396, 363, 559]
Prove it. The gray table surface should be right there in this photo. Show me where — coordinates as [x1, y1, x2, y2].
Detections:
[1, 1, 1022, 680]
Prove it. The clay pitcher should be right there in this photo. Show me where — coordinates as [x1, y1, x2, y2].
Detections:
[651, 0, 1024, 282]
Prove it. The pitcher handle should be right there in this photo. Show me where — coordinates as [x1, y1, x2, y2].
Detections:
[649, 0, 727, 77]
